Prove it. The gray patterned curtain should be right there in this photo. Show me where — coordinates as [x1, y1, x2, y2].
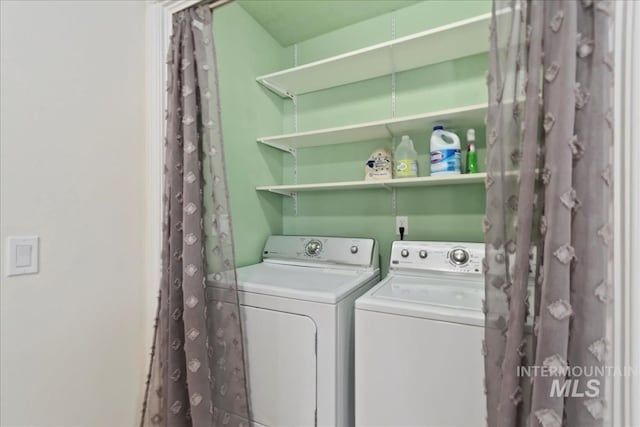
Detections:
[484, 1, 613, 426]
[141, 6, 250, 427]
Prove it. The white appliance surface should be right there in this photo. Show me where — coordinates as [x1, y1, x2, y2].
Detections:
[357, 272, 484, 327]
[356, 308, 485, 427]
[229, 235, 380, 427]
[242, 306, 317, 427]
[236, 262, 376, 303]
[355, 240, 487, 427]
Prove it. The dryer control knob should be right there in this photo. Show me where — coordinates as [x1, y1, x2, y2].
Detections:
[419, 250, 428, 259]
[350, 245, 358, 254]
[401, 249, 410, 258]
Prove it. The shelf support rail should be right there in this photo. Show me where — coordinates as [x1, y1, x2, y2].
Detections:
[383, 123, 394, 138]
[390, 13, 398, 216]
[268, 188, 296, 197]
[257, 78, 294, 99]
[257, 138, 296, 154]
[292, 43, 299, 215]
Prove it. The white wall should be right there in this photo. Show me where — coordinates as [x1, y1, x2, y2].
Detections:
[0, 1, 148, 425]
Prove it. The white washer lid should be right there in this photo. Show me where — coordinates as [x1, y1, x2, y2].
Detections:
[356, 273, 484, 326]
[236, 262, 377, 304]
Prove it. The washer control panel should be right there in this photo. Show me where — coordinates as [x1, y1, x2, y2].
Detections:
[263, 235, 378, 268]
[390, 241, 484, 274]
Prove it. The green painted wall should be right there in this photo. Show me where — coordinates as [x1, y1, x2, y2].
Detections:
[215, 1, 490, 273]
[213, 3, 287, 267]
[282, 1, 491, 275]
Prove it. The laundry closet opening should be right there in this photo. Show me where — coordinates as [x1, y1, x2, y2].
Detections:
[214, 0, 490, 275]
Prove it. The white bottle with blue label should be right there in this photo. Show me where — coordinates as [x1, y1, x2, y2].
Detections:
[430, 125, 461, 175]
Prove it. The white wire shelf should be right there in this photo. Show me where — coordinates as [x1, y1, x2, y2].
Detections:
[256, 173, 486, 196]
[257, 103, 486, 153]
[256, 9, 509, 98]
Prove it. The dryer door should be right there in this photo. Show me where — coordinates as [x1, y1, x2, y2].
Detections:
[242, 305, 317, 427]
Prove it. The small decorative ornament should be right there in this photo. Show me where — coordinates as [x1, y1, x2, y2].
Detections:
[170, 400, 183, 414]
[186, 295, 199, 308]
[182, 85, 193, 98]
[190, 393, 203, 406]
[589, 338, 608, 362]
[185, 264, 198, 276]
[187, 328, 201, 341]
[544, 62, 560, 82]
[549, 10, 565, 32]
[542, 353, 568, 374]
[543, 112, 556, 134]
[547, 299, 573, 320]
[553, 244, 576, 265]
[184, 203, 198, 215]
[535, 408, 562, 427]
[575, 83, 591, 109]
[364, 148, 392, 181]
[569, 135, 585, 159]
[170, 369, 182, 382]
[584, 399, 606, 419]
[509, 386, 522, 405]
[184, 141, 197, 154]
[594, 281, 610, 302]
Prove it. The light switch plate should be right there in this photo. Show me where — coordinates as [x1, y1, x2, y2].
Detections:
[7, 236, 39, 276]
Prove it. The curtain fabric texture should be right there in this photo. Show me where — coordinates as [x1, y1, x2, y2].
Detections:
[484, 1, 612, 426]
[142, 7, 250, 427]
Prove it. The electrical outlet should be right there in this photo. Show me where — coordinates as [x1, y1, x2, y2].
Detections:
[396, 216, 408, 236]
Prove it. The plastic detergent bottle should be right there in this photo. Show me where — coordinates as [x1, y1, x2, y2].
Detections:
[430, 125, 461, 175]
[394, 135, 418, 178]
[465, 129, 479, 174]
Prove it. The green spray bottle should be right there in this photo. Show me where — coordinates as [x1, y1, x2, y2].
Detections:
[465, 129, 478, 174]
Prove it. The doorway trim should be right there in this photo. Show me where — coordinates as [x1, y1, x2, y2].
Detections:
[612, 1, 640, 425]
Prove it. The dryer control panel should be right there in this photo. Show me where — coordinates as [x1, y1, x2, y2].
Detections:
[263, 235, 378, 268]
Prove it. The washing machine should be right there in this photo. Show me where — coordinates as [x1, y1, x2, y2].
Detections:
[227, 235, 380, 427]
[355, 240, 486, 427]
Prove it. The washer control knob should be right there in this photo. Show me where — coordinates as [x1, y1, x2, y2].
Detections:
[305, 240, 322, 256]
[401, 249, 410, 258]
[350, 245, 358, 254]
[450, 248, 469, 265]
[419, 250, 428, 259]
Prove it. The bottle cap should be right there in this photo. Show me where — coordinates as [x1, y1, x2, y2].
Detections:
[433, 125, 444, 130]
[467, 129, 476, 141]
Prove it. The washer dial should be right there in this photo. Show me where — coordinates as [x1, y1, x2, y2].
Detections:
[449, 248, 469, 265]
[305, 240, 323, 257]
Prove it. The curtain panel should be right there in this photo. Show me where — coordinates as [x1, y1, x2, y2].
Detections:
[484, 1, 613, 426]
[142, 7, 250, 427]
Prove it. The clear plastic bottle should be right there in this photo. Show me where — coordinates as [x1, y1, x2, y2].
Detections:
[394, 135, 418, 178]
